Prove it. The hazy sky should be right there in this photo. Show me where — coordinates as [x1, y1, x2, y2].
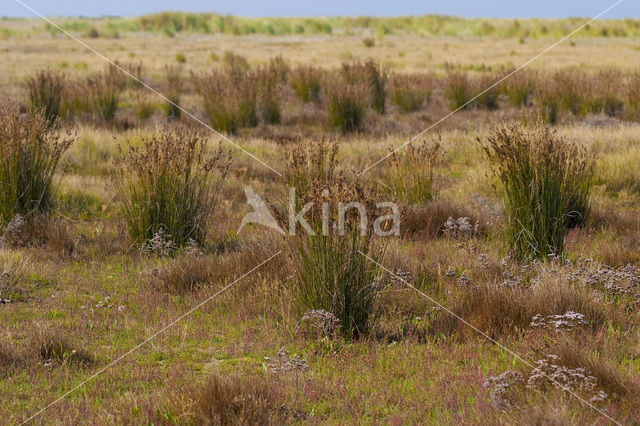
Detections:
[1, 0, 639, 19]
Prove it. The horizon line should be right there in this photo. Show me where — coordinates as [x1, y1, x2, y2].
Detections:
[2, 12, 639, 20]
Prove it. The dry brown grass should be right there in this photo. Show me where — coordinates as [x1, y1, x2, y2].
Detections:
[0, 339, 26, 373]
[534, 79, 560, 124]
[37, 330, 93, 367]
[502, 399, 585, 426]
[625, 72, 640, 121]
[151, 236, 286, 294]
[475, 73, 500, 110]
[32, 218, 75, 257]
[552, 68, 587, 116]
[585, 70, 625, 117]
[552, 337, 640, 399]
[122, 60, 145, 89]
[151, 255, 218, 293]
[594, 234, 640, 267]
[169, 373, 282, 425]
[503, 69, 537, 107]
[400, 198, 486, 240]
[431, 273, 608, 338]
[445, 70, 473, 110]
[587, 202, 640, 234]
[222, 51, 250, 71]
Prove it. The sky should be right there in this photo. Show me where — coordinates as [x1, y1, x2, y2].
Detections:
[1, 0, 639, 19]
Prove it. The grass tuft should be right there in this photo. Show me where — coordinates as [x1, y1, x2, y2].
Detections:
[87, 64, 124, 121]
[37, 331, 93, 366]
[168, 373, 281, 425]
[342, 60, 387, 114]
[483, 123, 594, 261]
[290, 65, 322, 103]
[115, 128, 231, 248]
[27, 69, 65, 123]
[256, 66, 282, 124]
[287, 139, 383, 339]
[0, 106, 74, 226]
[389, 73, 431, 113]
[164, 64, 183, 119]
[325, 73, 367, 134]
[445, 70, 473, 110]
[503, 69, 537, 107]
[625, 72, 640, 121]
[384, 140, 440, 205]
[0, 339, 25, 373]
[197, 66, 257, 134]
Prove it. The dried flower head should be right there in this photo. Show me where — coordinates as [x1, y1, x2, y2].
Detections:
[483, 370, 523, 410]
[530, 311, 588, 330]
[0, 214, 25, 247]
[459, 274, 471, 287]
[443, 216, 479, 239]
[527, 354, 608, 403]
[296, 309, 340, 339]
[265, 347, 307, 374]
[140, 228, 177, 258]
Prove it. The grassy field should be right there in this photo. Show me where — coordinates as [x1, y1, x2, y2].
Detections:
[2, 14, 640, 425]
